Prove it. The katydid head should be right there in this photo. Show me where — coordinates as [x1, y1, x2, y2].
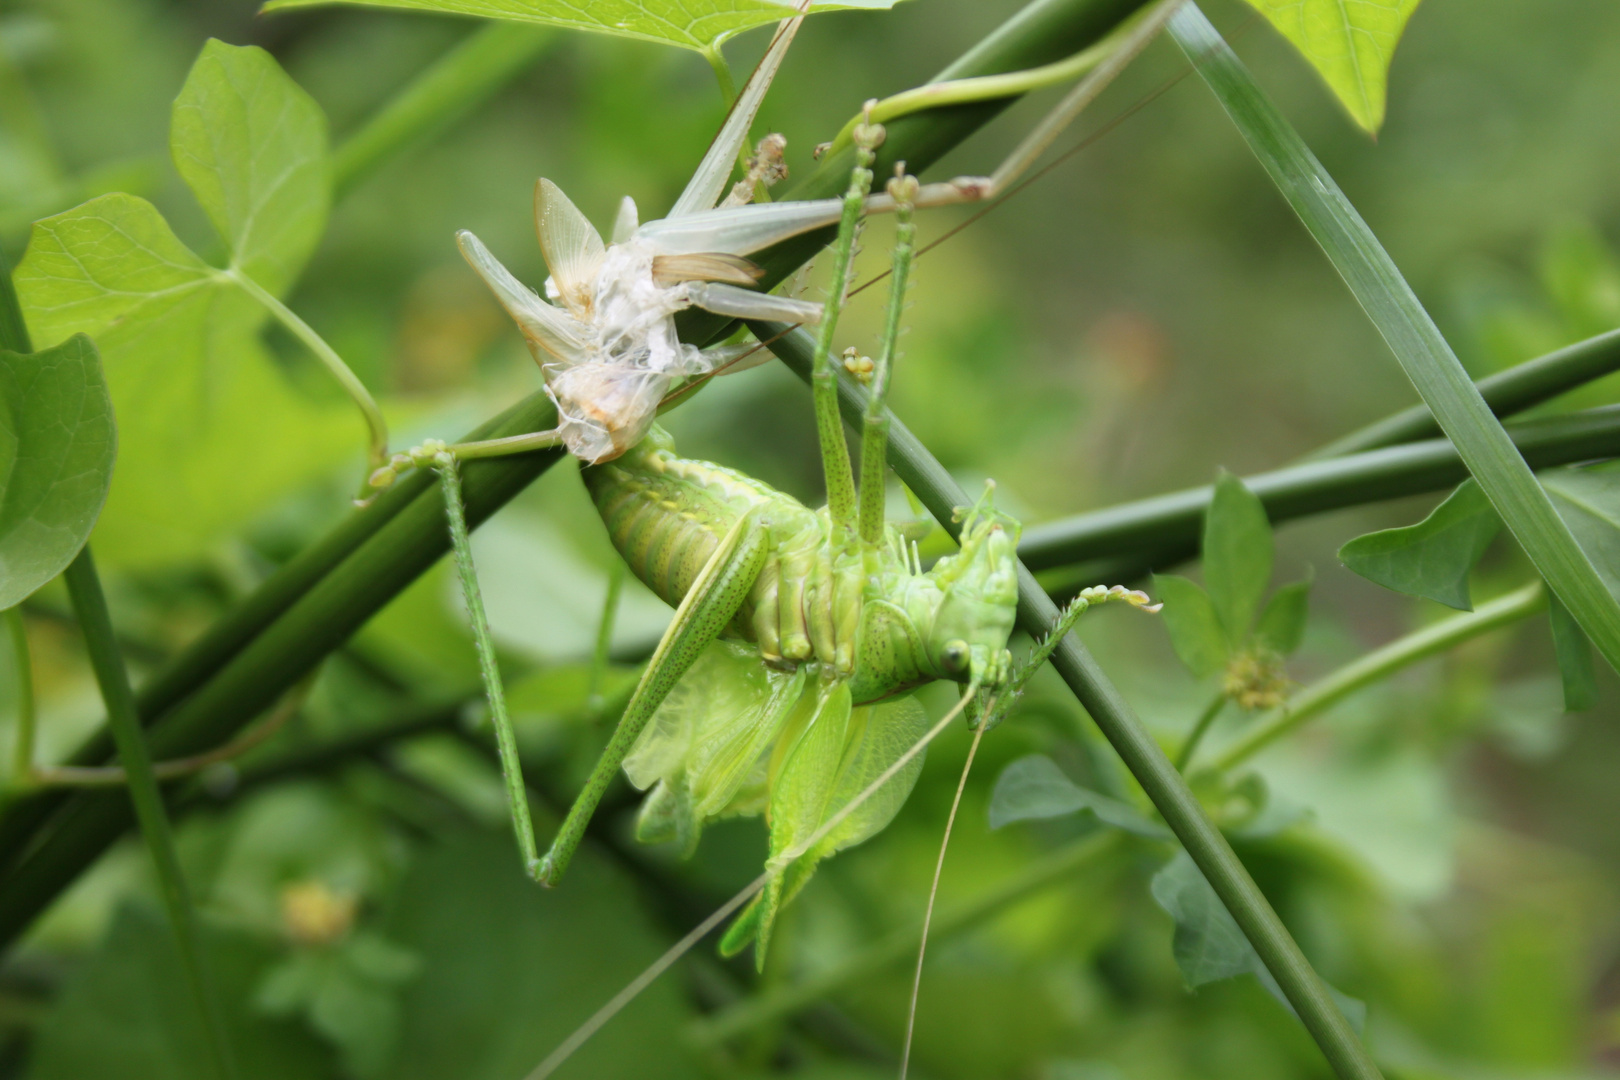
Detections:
[916, 489, 1021, 690]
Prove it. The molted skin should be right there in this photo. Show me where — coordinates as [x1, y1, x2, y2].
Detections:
[583, 425, 1020, 702]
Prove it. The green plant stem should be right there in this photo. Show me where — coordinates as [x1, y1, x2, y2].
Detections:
[1020, 405, 1620, 572]
[588, 563, 626, 715]
[692, 829, 1123, 1046]
[1175, 692, 1225, 771]
[1305, 327, 1620, 461]
[703, 45, 737, 105]
[332, 22, 554, 199]
[0, 0, 1157, 950]
[1172, 4, 1620, 679]
[1212, 582, 1545, 772]
[757, 321, 1381, 1080]
[61, 548, 236, 1080]
[5, 609, 34, 787]
[434, 455, 539, 878]
[227, 267, 388, 474]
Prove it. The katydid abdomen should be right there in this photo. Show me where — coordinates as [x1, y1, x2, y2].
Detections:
[586, 424, 950, 704]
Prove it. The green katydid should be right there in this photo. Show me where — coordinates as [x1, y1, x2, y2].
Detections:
[408, 0, 1182, 965]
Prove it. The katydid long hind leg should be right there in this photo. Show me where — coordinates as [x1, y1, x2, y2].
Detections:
[537, 507, 771, 886]
[434, 453, 543, 879]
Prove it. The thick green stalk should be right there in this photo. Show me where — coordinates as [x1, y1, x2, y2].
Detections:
[332, 22, 554, 199]
[435, 456, 539, 878]
[1306, 327, 1620, 461]
[1172, 5, 1620, 676]
[757, 322, 1381, 1080]
[1019, 405, 1620, 571]
[5, 608, 33, 787]
[0, 396, 562, 947]
[1210, 582, 1546, 772]
[62, 549, 236, 1080]
[692, 830, 1123, 1045]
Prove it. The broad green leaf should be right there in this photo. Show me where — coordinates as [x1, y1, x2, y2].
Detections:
[988, 754, 1168, 838]
[1153, 574, 1228, 677]
[1338, 480, 1500, 611]
[383, 830, 701, 1080]
[1151, 852, 1366, 1031]
[0, 334, 115, 609]
[29, 905, 334, 1079]
[259, 0, 899, 54]
[1547, 592, 1596, 713]
[1240, 0, 1422, 133]
[172, 40, 329, 294]
[1254, 578, 1310, 656]
[1203, 470, 1272, 645]
[16, 194, 352, 566]
[1172, 5, 1620, 678]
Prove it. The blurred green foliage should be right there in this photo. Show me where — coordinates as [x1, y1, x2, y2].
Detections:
[1, 0, 1619, 1077]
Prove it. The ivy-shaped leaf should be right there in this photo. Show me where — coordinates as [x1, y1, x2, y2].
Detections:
[1338, 480, 1500, 611]
[0, 334, 115, 608]
[988, 755, 1168, 839]
[15, 42, 353, 567]
[260, 0, 900, 54]
[1240, 0, 1423, 134]
[1151, 851, 1366, 1031]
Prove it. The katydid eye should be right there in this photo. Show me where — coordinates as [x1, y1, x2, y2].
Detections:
[941, 640, 969, 674]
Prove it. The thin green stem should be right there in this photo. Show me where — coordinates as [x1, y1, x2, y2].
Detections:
[5, 608, 34, 788]
[1175, 692, 1225, 771]
[760, 320, 1381, 1080]
[332, 22, 554, 199]
[692, 830, 1122, 1045]
[62, 548, 236, 1080]
[703, 45, 738, 106]
[434, 454, 540, 880]
[859, 173, 915, 544]
[1212, 582, 1545, 772]
[588, 563, 627, 716]
[226, 268, 389, 475]
[1304, 327, 1620, 461]
[1019, 405, 1620, 572]
[811, 130, 877, 530]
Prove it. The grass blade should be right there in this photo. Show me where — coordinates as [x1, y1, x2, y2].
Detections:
[62, 548, 236, 1080]
[1169, 3, 1620, 673]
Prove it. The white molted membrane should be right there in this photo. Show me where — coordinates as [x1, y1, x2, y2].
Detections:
[456, 11, 841, 464]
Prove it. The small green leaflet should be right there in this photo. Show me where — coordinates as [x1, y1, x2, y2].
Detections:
[988, 755, 1169, 839]
[1254, 578, 1310, 656]
[1338, 480, 1500, 611]
[1151, 851, 1366, 1032]
[1547, 593, 1596, 713]
[1153, 574, 1227, 678]
[15, 42, 353, 567]
[1543, 465, 1620, 710]
[259, 0, 900, 54]
[1204, 470, 1273, 647]
[1240, 0, 1423, 133]
[0, 334, 115, 609]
